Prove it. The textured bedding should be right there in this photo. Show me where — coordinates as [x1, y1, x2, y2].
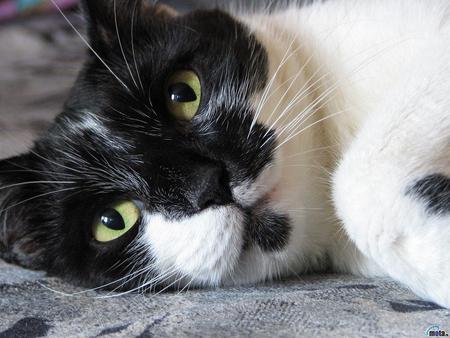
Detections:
[1, 259, 449, 338]
[0, 4, 449, 338]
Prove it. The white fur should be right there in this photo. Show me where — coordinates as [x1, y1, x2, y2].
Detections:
[143, 207, 245, 287]
[63, 110, 130, 151]
[141, 0, 450, 307]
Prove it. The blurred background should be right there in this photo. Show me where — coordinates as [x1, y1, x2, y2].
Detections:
[0, 0, 82, 158]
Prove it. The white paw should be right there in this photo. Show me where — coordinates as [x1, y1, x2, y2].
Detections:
[388, 217, 450, 308]
[334, 161, 450, 308]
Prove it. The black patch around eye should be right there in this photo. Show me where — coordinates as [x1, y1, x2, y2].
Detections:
[101, 209, 125, 230]
[168, 83, 197, 103]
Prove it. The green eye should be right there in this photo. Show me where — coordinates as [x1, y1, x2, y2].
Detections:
[93, 201, 140, 243]
[166, 70, 201, 121]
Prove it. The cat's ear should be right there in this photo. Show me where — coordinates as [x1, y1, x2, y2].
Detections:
[80, 0, 178, 47]
[0, 154, 43, 268]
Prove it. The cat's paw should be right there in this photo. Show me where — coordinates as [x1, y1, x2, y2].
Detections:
[399, 174, 450, 307]
[399, 219, 450, 308]
[370, 208, 448, 308]
[334, 162, 450, 308]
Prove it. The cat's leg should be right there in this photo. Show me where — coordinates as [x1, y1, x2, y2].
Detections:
[332, 63, 450, 307]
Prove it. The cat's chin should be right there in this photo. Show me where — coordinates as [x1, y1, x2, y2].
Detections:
[140, 206, 246, 287]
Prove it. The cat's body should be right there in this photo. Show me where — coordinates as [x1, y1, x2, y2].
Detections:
[0, 0, 449, 307]
[237, 0, 450, 304]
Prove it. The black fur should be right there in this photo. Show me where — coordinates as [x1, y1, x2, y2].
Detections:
[0, 0, 290, 290]
[244, 209, 291, 252]
[408, 174, 450, 216]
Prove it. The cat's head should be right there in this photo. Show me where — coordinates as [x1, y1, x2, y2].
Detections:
[0, 0, 314, 290]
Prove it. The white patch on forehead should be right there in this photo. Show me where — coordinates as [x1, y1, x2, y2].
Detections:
[70, 110, 112, 139]
[142, 206, 245, 287]
[64, 110, 131, 151]
[77, 112, 106, 133]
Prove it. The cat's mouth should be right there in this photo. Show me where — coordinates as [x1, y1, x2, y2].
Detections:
[231, 181, 279, 209]
[231, 151, 283, 208]
[257, 184, 280, 205]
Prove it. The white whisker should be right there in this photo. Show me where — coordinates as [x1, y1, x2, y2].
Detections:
[0, 181, 76, 193]
[248, 34, 300, 138]
[275, 110, 346, 151]
[131, 0, 145, 94]
[0, 187, 79, 213]
[114, 0, 139, 90]
[49, 0, 130, 92]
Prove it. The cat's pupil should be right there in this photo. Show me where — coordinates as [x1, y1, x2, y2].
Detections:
[101, 209, 125, 231]
[168, 83, 197, 103]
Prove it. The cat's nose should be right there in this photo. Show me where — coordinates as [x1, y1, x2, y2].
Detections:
[190, 165, 233, 211]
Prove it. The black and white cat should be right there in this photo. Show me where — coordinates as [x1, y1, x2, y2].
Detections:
[0, 0, 449, 307]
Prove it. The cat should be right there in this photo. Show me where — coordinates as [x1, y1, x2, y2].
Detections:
[0, 0, 449, 307]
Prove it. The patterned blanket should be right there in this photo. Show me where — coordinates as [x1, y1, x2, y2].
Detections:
[1, 260, 449, 337]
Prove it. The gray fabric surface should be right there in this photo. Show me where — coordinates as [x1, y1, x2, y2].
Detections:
[0, 5, 449, 338]
[1, 259, 449, 338]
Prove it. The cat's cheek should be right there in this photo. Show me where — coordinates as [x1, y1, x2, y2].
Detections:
[140, 207, 245, 287]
